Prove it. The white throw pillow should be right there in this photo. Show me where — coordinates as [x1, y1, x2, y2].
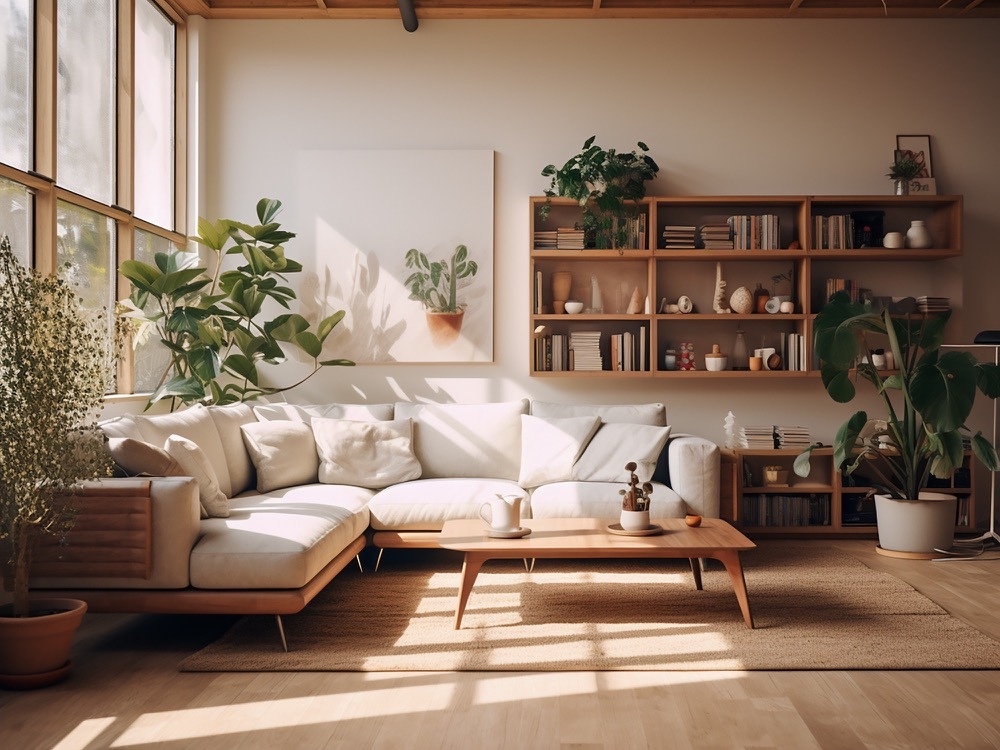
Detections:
[312, 418, 422, 489]
[240, 420, 319, 492]
[134, 404, 233, 497]
[530, 401, 666, 427]
[164, 434, 230, 519]
[518, 414, 601, 487]
[572, 423, 671, 483]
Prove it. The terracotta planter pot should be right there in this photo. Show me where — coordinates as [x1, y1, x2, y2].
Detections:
[425, 309, 464, 348]
[0, 598, 87, 689]
[874, 492, 957, 558]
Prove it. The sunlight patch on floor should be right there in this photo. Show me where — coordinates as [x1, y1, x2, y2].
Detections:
[51, 717, 117, 750]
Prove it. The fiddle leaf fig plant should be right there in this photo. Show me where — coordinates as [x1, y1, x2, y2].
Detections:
[404, 244, 478, 313]
[119, 198, 353, 409]
[0, 235, 116, 617]
[795, 291, 1000, 500]
[540, 135, 659, 249]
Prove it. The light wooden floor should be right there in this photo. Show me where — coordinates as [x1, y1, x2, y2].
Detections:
[3, 539, 1000, 749]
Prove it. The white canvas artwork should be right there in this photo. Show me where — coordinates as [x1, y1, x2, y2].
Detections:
[292, 149, 494, 363]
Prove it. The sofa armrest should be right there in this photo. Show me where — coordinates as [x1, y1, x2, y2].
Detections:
[31, 476, 201, 590]
[666, 435, 721, 518]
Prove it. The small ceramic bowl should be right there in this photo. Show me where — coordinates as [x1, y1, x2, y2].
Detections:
[705, 355, 728, 371]
[564, 300, 584, 314]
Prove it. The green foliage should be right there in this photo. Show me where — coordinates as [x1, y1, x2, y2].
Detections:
[797, 291, 1000, 500]
[887, 154, 924, 181]
[404, 244, 479, 313]
[119, 199, 353, 409]
[0, 235, 116, 616]
[540, 135, 659, 249]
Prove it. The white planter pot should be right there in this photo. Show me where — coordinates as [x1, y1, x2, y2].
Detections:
[874, 492, 957, 557]
[620, 509, 651, 531]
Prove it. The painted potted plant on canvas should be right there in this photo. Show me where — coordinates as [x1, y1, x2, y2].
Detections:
[795, 291, 1000, 557]
[0, 235, 117, 688]
[404, 243, 478, 348]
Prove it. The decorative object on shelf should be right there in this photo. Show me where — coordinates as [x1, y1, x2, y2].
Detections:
[713, 262, 730, 313]
[896, 134, 933, 177]
[764, 295, 789, 314]
[729, 285, 753, 315]
[551, 271, 572, 314]
[0, 235, 119, 688]
[619, 461, 653, 530]
[663, 348, 677, 371]
[540, 135, 659, 250]
[906, 220, 933, 249]
[887, 151, 924, 195]
[564, 300, 584, 315]
[626, 286, 643, 314]
[406, 243, 480, 348]
[684, 514, 703, 527]
[724, 411, 736, 449]
[796, 291, 1000, 557]
[705, 343, 728, 371]
[780, 300, 796, 314]
[763, 465, 790, 487]
[587, 274, 604, 313]
[883, 231, 904, 248]
[121, 198, 353, 408]
[679, 342, 696, 370]
[676, 295, 693, 314]
[732, 329, 750, 370]
[753, 283, 770, 314]
[749, 355, 763, 371]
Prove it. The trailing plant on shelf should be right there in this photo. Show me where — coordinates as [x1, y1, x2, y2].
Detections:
[0, 234, 117, 617]
[119, 198, 353, 409]
[795, 291, 1000, 502]
[540, 135, 659, 250]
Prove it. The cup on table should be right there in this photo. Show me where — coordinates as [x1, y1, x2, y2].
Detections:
[479, 494, 522, 532]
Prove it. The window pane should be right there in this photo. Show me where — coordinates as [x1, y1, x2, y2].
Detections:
[131, 229, 184, 393]
[134, 0, 175, 229]
[0, 176, 32, 265]
[57, 0, 115, 204]
[56, 200, 115, 315]
[0, 0, 33, 171]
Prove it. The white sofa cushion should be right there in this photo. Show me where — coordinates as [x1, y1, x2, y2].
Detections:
[99, 414, 144, 440]
[572, 423, 671, 483]
[191, 484, 373, 589]
[368, 477, 527, 531]
[312, 418, 422, 489]
[164, 435, 230, 519]
[518, 414, 601, 488]
[394, 399, 528, 480]
[530, 401, 666, 426]
[240, 421, 319, 492]
[253, 402, 394, 422]
[208, 403, 258, 497]
[529, 481, 684, 520]
[134, 404, 234, 498]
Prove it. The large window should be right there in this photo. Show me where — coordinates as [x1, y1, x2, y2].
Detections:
[0, 0, 184, 396]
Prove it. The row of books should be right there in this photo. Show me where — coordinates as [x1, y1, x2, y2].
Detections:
[824, 277, 862, 303]
[534, 227, 585, 250]
[779, 332, 809, 372]
[741, 494, 831, 527]
[609, 328, 648, 372]
[730, 214, 781, 250]
[814, 214, 861, 250]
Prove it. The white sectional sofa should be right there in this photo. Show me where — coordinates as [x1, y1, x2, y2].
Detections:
[33, 399, 719, 645]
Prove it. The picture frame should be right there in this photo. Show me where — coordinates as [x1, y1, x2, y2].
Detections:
[896, 134, 933, 178]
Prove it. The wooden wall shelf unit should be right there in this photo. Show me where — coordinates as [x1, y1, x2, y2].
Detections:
[720, 448, 975, 538]
[529, 194, 963, 377]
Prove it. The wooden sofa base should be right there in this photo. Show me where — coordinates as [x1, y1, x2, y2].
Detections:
[38, 534, 366, 617]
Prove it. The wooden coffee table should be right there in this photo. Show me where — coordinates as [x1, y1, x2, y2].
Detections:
[437, 517, 757, 629]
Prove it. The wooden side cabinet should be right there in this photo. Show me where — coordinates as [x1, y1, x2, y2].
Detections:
[720, 448, 975, 538]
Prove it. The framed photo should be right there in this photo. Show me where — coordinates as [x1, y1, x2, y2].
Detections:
[896, 134, 933, 177]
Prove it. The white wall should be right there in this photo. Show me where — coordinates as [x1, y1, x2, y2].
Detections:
[193, 18, 1000, 459]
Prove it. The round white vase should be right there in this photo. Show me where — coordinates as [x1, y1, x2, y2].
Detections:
[874, 492, 956, 558]
[620, 509, 651, 531]
[905, 220, 933, 249]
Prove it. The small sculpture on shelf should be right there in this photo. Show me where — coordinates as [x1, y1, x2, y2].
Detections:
[713, 261, 730, 313]
[679, 342, 696, 370]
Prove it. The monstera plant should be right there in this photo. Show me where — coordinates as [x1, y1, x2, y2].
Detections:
[120, 198, 353, 409]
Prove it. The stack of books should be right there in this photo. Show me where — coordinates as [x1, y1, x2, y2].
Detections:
[739, 426, 776, 449]
[699, 223, 733, 249]
[917, 296, 950, 313]
[570, 330, 603, 371]
[775, 425, 811, 450]
[533, 230, 558, 249]
[662, 224, 697, 249]
[730, 214, 781, 250]
[557, 227, 585, 250]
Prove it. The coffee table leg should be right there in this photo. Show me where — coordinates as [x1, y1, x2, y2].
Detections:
[688, 558, 703, 590]
[454, 552, 487, 629]
[715, 550, 754, 629]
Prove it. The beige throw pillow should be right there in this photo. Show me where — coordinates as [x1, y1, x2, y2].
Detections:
[518, 414, 601, 488]
[240, 420, 319, 492]
[164, 434, 230, 519]
[571, 423, 671, 483]
[107, 437, 179, 477]
[312, 418, 422, 489]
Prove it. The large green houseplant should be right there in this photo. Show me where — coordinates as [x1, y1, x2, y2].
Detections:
[540, 135, 659, 250]
[796, 291, 1000, 554]
[120, 198, 353, 409]
[0, 234, 116, 685]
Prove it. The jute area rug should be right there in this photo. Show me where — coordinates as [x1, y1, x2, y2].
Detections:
[181, 541, 1000, 672]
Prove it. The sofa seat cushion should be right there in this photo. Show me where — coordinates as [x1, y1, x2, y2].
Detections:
[189, 484, 372, 590]
[368, 478, 528, 531]
[529, 481, 683, 520]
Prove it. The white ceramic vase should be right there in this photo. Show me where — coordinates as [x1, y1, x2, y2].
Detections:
[620, 509, 651, 531]
[906, 220, 933, 249]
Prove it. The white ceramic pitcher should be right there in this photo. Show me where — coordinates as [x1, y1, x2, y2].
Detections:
[480, 494, 522, 532]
